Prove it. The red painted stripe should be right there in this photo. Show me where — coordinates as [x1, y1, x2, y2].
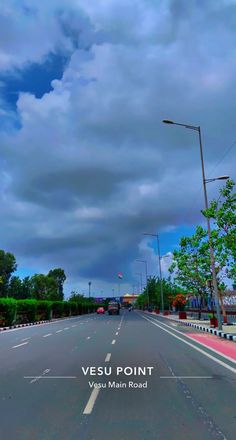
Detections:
[188, 333, 236, 361]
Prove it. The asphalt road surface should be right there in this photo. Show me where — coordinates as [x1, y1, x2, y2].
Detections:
[0, 310, 236, 440]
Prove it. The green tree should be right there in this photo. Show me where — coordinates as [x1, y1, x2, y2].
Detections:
[48, 268, 66, 300]
[8, 276, 23, 299]
[31, 274, 48, 300]
[31, 273, 63, 301]
[0, 250, 17, 297]
[45, 276, 60, 300]
[137, 276, 182, 310]
[69, 292, 85, 302]
[169, 225, 227, 318]
[202, 179, 236, 284]
[21, 276, 32, 299]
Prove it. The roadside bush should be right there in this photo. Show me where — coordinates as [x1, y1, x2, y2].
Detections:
[0, 298, 17, 326]
[62, 301, 71, 316]
[36, 301, 52, 320]
[51, 301, 63, 318]
[16, 300, 37, 323]
[0, 298, 95, 327]
[69, 302, 78, 316]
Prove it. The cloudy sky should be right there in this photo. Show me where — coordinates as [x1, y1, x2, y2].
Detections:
[0, 0, 235, 297]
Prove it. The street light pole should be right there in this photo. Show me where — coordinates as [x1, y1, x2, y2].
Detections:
[136, 259, 149, 308]
[88, 281, 91, 299]
[143, 233, 164, 313]
[135, 272, 143, 293]
[157, 234, 164, 314]
[198, 127, 222, 330]
[163, 119, 229, 330]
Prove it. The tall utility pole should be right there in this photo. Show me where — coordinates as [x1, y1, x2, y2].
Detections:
[136, 259, 149, 308]
[135, 272, 143, 294]
[163, 119, 229, 330]
[143, 233, 164, 313]
[88, 281, 91, 298]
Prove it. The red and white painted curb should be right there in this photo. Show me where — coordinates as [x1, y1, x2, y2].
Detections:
[0, 320, 51, 332]
[149, 313, 236, 342]
[0, 314, 95, 332]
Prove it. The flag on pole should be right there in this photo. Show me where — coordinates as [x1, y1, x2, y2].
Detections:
[118, 272, 123, 279]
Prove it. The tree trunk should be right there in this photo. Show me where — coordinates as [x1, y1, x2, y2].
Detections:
[219, 290, 227, 324]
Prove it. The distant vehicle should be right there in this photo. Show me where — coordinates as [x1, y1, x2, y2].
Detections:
[97, 307, 105, 314]
[108, 301, 120, 315]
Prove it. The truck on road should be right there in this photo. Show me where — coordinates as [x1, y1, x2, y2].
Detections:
[108, 301, 120, 315]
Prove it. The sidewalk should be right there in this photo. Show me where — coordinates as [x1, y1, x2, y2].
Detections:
[148, 312, 236, 342]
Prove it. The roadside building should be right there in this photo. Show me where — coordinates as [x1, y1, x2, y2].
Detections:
[122, 294, 139, 306]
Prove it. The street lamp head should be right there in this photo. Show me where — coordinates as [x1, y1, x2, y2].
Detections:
[162, 119, 174, 124]
[217, 175, 229, 180]
[205, 175, 230, 184]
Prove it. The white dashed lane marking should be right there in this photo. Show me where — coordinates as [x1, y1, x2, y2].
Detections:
[28, 369, 51, 384]
[105, 353, 111, 362]
[56, 330, 62, 333]
[83, 388, 100, 415]
[12, 342, 29, 349]
[111, 339, 116, 345]
[43, 333, 52, 338]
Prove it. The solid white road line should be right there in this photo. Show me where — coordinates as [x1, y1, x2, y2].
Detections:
[83, 388, 100, 415]
[160, 376, 213, 379]
[24, 376, 77, 379]
[56, 330, 62, 333]
[146, 314, 236, 365]
[105, 353, 111, 362]
[43, 333, 52, 338]
[111, 339, 116, 345]
[12, 342, 29, 348]
[140, 314, 236, 375]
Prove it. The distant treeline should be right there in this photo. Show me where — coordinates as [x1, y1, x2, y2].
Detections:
[0, 250, 66, 301]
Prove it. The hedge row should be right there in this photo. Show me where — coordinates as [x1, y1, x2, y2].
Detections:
[0, 298, 105, 327]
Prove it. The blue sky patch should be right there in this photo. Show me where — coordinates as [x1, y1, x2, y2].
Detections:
[0, 52, 69, 111]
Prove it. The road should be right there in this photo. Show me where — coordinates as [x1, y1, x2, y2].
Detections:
[0, 310, 236, 440]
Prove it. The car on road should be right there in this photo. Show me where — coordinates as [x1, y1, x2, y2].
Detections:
[97, 307, 105, 314]
[108, 301, 120, 315]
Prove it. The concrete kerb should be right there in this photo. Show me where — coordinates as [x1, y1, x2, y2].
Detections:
[0, 320, 51, 331]
[147, 312, 236, 343]
[0, 313, 95, 332]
